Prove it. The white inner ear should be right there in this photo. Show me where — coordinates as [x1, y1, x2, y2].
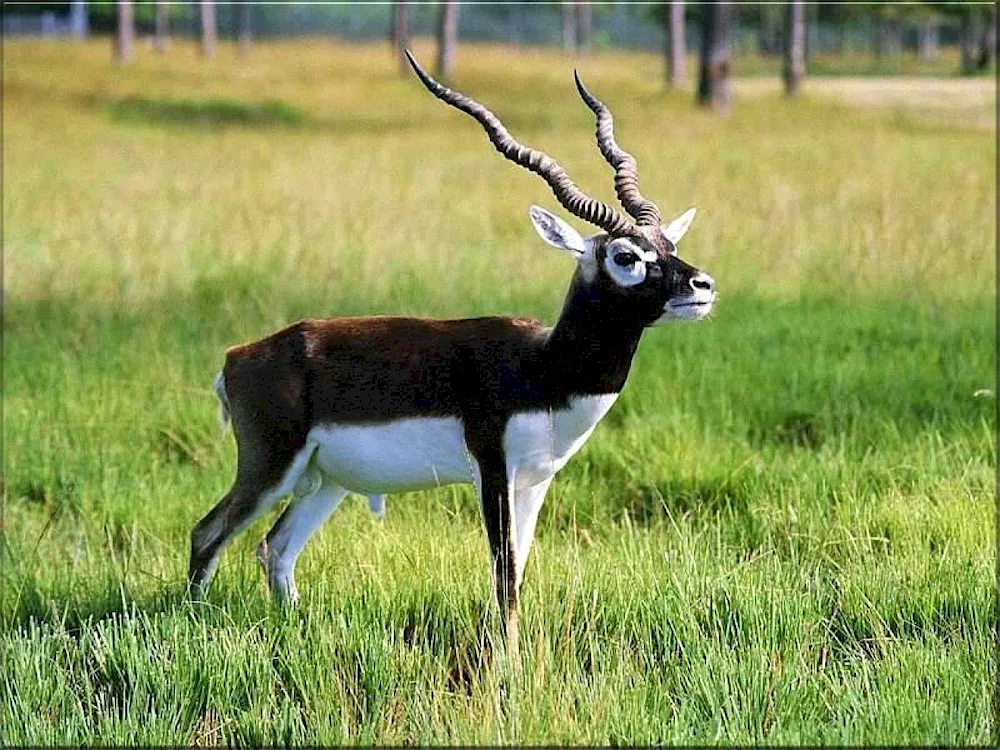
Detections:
[661, 207, 697, 246]
[528, 205, 586, 257]
[603, 239, 647, 288]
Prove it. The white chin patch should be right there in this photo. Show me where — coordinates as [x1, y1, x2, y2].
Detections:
[603, 239, 652, 288]
[655, 296, 715, 324]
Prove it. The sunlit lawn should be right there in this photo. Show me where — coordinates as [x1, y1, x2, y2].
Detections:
[2, 39, 995, 744]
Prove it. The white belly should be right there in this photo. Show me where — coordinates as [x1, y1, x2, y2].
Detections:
[304, 394, 617, 496]
[308, 417, 476, 494]
[505, 394, 618, 490]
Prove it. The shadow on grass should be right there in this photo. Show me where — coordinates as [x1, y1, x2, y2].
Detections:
[748, 410, 827, 451]
[5, 578, 186, 638]
[103, 94, 307, 130]
[6, 572, 500, 696]
[83, 92, 563, 135]
[620, 474, 755, 526]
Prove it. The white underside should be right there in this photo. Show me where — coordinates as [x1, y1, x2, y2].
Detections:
[309, 417, 475, 494]
[504, 394, 617, 489]
[302, 393, 617, 496]
[259, 394, 617, 598]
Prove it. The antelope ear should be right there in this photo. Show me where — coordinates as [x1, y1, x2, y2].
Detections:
[661, 207, 697, 246]
[529, 205, 586, 258]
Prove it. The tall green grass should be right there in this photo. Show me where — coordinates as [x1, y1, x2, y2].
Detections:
[2, 40, 995, 744]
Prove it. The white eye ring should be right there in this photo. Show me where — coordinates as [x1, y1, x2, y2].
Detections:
[612, 250, 639, 267]
[604, 240, 647, 288]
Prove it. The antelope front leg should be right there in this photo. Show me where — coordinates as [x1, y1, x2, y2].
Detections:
[477, 451, 520, 660]
[513, 477, 553, 591]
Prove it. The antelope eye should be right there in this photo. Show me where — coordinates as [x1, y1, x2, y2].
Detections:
[613, 250, 639, 267]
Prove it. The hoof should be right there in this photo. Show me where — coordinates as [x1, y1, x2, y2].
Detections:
[257, 539, 299, 605]
[255, 539, 270, 572]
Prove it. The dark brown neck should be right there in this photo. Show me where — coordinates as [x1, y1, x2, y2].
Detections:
[543, 273, 645, 396]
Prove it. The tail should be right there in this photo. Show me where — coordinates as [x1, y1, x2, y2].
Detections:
[213, 370, 231, 430]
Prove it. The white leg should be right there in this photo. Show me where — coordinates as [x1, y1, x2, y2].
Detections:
[367, 494, 386, 519]
[512, 477, 553, 588]
[258, 477, 347, 603]
[189, 442, 318, 601]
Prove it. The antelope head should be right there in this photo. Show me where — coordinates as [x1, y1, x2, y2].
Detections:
[406, 52, 716, 330]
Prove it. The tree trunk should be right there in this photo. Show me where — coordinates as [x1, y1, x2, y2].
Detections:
[392, 1, 410, 77]
[960, 12, 979, 74]
[153, 0, 168, 53]
[200, 1, 216, 59]
[665, 1, 686, 87]
[437, 2, 459, 78]
[576, 1, 592, 57]
[562, 0, 577, 52]
[697, 0, 732, 112]
[885, 18, 902, 58]
[874, 16, 902, 60]
[918, 19, 939, 62]
[237, 1, 252, 58]
[828, 24, 843, 56]
[977, 6, 996, 71]
[783, 1, 805, 97]
[115, 0, 134, 64]
[805, 1, 820, 60]
[70, 0, 88, 40]
[758, 6, 781, 57]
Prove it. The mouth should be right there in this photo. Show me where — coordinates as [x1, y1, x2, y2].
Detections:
[654, 293, 716, 324]
[668, 300, 713, 309]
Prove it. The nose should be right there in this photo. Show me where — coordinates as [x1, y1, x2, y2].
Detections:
[689, 273, 715, 294]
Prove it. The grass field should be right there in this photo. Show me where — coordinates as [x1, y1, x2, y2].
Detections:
[2, 40, 996, 744]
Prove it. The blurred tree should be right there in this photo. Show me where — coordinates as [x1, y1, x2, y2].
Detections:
[665, 1, 686, 87]
[864, 2, 992, 75]
[958, 7, 980, 74]
[562, 0, 577, 52]
[697, 0, 732, 112]
[576, 1, 592, 57]
[201, 1, 217, 59]
[86, 0, 187, 38]
[819, 3, 845, 56]
[976, 4, 996, 71]
[904, 1, 943, 62]
[153, 0, 168, 53]
[70, 0, 88, 39]
[237, 1, 253, 58]
[559, 1, 593, 57]
[824, 1, 872, 56]
[804, 1, 820, 61]
[918, 17, 940, 61]
[874, 4, 903, 60]
[921, 2, 989, 74]
[392, 1, 410, 77]
[758, 3, 781, 57]
[115, 0, 134, 64]
[437, 2, 459, 77]
[783, 0, 805, 97]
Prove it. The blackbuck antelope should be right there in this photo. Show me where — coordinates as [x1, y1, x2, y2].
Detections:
[188, 53, 716, 653]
